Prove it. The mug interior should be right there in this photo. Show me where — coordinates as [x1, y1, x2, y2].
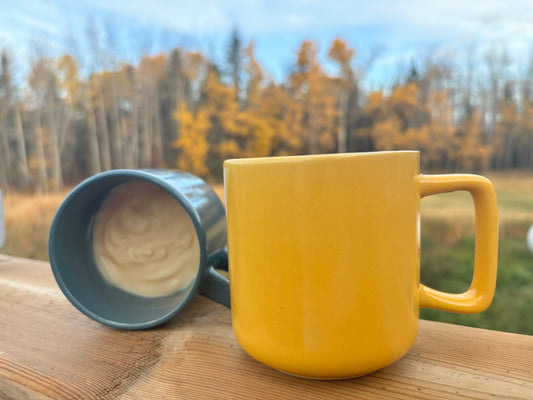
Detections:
[49, 173, 201, 329]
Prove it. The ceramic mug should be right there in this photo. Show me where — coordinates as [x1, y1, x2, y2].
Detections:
[49, 169, 229, 330]
[223, 151, 498, 379]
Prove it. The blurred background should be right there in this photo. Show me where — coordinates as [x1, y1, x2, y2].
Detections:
[0, 0, 532, 334]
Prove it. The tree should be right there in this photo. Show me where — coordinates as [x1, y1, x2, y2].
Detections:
[368, 81, 431, 155]
[160, 48, 187, 166]
[88, 72, 112, 171]
[0, 50, 32, 191]
[2, 32, 532, 192]
[328, 38, 356, 153]
[425, 89, 455, 170]
[243, 41, 264, 107]
[227, 27, 243, 99]
[257, 82, 302, 155]
[173, 102, 210, 176]
[28, 57, 65, 191]
[138, 54, 167, 168]
[492, 83, 520, 169]
[289, 40, 338, 154]
[202, 67, 242, 161]
[519, 97, 533, 168]
[454, 110, 492, 172]
[57, 54, 84, 177]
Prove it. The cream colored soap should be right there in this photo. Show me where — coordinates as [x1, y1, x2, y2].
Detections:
[92, 180, 200, 297]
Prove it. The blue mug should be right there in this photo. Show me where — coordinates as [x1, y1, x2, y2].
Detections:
[49, 169, 229, 330]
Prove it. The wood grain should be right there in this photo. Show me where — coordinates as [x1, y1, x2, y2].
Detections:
[1, 255, 532, 399]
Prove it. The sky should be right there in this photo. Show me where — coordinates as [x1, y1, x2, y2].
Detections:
[2, 0, 533, 88]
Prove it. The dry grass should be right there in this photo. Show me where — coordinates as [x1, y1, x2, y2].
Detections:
[1, 191, 68, 260]
[212, 185, 224, 203]
[421, 171, 533, 244]
[488, 171, 533, 193]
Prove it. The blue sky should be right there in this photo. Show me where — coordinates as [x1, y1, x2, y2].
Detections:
[2, 0, 533, 88]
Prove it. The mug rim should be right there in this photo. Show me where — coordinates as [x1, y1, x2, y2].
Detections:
[223, 150, 419, 167]
[49, 169, 208, 329]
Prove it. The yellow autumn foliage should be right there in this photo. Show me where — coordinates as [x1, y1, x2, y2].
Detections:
[173, 102, 210, 176]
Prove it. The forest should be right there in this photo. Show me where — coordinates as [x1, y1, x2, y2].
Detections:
[1, 29, 533, 193]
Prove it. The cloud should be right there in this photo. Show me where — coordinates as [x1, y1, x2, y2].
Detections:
[6, 0, 533, 46]
[69, 0, 533, 59]
[3, 0, 533, 85]
[11, 12, 63, 38]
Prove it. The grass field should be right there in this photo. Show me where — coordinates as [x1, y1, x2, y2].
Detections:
[1, 172, 532, 334]
[1, 190, 70, 260]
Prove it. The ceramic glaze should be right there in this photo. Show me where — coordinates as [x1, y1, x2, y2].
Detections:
[224, 151, 498, 379]
[49, 169, 229, 329]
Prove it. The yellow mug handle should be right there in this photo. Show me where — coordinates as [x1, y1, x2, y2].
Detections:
[418, 174, 499, 313]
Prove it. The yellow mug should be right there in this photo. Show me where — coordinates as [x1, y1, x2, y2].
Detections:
[223, 151, 498, 379]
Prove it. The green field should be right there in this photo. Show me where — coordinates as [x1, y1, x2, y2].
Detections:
[2, 172, 533, 335]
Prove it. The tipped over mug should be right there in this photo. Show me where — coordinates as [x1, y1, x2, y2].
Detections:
[223, 151, 498, 379]
[49, 169, 230, 330]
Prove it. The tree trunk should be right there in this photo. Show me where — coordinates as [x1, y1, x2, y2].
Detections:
[129, 95, 140, 169]
[110, 83, 124, 169]
[13, 106, 32, 189]
[85, 100, 102, 175]
[33, 112, 48, 194]
[0, 122, 11, 179]
[110, 123, 121, 169]
[528, 133, 533, 168]
[97, 94, 112, 171]
[337, 90, 348, 153]
[140, 96, 152, 168]
[504, 133, 515, 169]
[119, 111, 132, 169]
[58, 105, 73, 154]
[45, 96, 63, 191]
[152, 95, 164, 167]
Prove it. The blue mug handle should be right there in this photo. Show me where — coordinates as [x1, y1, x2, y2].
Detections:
[201, 247, 230, 308]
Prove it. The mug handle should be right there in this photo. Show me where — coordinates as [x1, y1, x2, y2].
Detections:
[418, 174, 498, 313]
[199, 248, 231, 308]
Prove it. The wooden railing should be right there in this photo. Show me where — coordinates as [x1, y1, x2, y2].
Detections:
[1, 255, 532, 399]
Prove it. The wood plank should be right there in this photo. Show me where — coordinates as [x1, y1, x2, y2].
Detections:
[0, 255, 532, 399]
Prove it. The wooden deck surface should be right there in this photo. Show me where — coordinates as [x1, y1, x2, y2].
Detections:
[1, 255, 532, 399]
